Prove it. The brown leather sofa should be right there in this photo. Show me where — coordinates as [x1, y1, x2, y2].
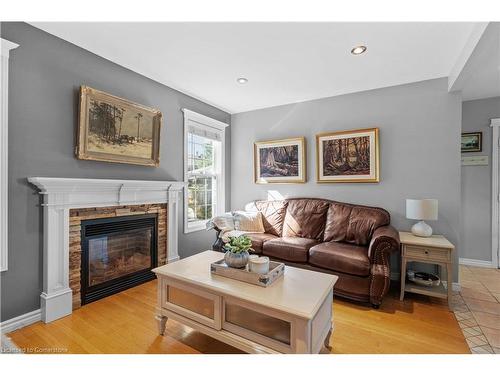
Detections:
[213, 198, 400, 308]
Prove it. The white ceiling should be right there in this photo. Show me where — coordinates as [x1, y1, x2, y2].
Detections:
[31, 22, 477, 113]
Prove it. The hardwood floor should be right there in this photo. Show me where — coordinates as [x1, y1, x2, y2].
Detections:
[7, 280, 469, 354]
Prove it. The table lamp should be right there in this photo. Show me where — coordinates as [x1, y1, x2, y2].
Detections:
[406, 199, 438, 237]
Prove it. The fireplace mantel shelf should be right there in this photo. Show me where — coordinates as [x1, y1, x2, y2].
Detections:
[27, 177, 185, 323]
[28, 177, 184, 192]
[28, 177, 184, 207]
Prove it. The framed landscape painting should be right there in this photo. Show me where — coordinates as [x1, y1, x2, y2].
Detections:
[254, 137, 306, 183]
[76, 86, 162, 167]
[461, 132, 482, 153]
[316, 128, 379, 183]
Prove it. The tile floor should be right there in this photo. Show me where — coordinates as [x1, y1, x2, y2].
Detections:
[454, 265, 500, 354]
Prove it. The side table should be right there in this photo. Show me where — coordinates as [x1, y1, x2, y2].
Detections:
[399, 231, 455, 309]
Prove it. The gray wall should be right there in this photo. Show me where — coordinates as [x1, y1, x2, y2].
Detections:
[461, 97, 500, 262]
[231, 78, 462, 281]
[0, 22, 230, 321]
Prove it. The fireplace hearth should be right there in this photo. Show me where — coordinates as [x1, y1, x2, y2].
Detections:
[81, 214, 158, 304]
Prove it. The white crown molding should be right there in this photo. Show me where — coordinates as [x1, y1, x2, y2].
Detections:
[182, 108, 229, 131]
[27, 177, 184, 323]
[0, 38, 19, 273]
[0, 309, 41, 334]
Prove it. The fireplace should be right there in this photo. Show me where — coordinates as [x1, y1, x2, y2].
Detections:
[80, 214, 158, 304]
[27, 177, 184, 323]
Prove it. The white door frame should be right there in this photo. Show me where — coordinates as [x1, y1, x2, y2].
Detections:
[490, 118, 500, 268]
[1, 38, 19, 272]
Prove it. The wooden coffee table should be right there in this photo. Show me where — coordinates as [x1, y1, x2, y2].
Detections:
[153, 250, 338, 354]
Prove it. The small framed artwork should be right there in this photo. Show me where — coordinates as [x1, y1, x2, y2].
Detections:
[316, 127, 379, 183]
[76, 86, 162, 167]
[254, 137, 306, 184]
[461, 132, 482, 153]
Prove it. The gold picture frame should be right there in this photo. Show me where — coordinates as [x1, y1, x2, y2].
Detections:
[76, 86, 162, 167]
[316, 128, 380, 183]
[254, 137, 306, 184]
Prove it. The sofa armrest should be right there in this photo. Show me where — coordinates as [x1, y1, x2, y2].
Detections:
[368, 225, 400, 263]
[212, 227, 224, 252]
[367, 225, 400, 307]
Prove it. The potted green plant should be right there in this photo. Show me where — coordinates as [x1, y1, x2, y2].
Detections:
[222, 234, 252, 268]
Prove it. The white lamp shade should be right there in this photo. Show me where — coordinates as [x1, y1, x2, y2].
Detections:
[406, 199, 438, 221]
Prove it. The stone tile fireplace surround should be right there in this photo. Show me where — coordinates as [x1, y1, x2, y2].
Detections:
[70, 203, 167, 309]
[28, 177, 184, 323]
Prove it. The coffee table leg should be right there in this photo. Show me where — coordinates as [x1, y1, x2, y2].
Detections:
[156, 315, 168, 335]
[323, 327, 333, 351]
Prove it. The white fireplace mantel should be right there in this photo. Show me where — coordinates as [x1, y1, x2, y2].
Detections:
[28, 177, 184, 323]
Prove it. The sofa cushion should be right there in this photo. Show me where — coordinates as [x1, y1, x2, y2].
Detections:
[282, 199, 330, 240]
[309, 242, 371, 277]
[244, 232, 279, 254]
[263, 237, 319, 263]
[323, 202, 390, 245]
[254, 200, 288, 236]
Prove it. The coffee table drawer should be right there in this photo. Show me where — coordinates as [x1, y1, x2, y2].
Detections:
[162, 279, 221, 330]
[222, 297, 293, 353]
[404, 245, 450, 262]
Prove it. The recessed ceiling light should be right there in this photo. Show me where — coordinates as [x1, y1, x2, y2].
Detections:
[237, 77, 248, 84]
[351, 45, 367, 55]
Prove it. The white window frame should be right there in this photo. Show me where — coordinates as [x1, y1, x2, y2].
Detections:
[1, 38, 19, 272]
[182, 109, 228, 234]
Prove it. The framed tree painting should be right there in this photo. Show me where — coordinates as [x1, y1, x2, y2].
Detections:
[76, 86, 162, 167]
[316, 128, 379, 183]
[254, 137, 306, 183]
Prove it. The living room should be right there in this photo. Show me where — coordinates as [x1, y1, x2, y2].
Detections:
[1, 0, 499, 372]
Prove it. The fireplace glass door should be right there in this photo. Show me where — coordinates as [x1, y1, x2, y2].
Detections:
[81, 214, 158, 304]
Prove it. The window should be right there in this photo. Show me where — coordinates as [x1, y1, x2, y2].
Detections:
[183, 109, 227, 233]
[187, 134, 217, 224]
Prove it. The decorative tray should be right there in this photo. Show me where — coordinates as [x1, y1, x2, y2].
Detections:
[210, 259, 285, 287]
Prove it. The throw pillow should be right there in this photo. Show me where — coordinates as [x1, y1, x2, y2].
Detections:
[233, 211, 265, 233]
[211, 212, 235, 233]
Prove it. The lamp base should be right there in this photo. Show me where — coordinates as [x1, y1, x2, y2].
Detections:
[411, 221, 433, 237]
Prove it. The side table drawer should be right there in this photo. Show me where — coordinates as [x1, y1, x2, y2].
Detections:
[405, 245, 450, 262]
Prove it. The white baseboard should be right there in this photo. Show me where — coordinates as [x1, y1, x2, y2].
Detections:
[442, 281, 461, 292]
[0, 309, 41, 334]
[459, 258, 495, 268]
